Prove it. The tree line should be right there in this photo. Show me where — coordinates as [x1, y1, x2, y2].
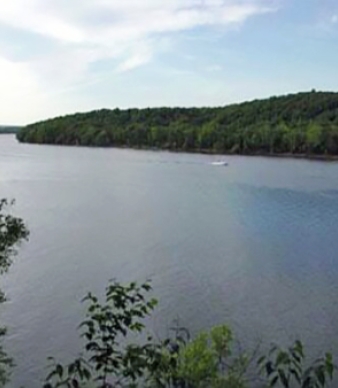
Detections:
[16, 91, 338, 156]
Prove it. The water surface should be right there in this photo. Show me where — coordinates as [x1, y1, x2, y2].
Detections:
[1, 135, 338, 387]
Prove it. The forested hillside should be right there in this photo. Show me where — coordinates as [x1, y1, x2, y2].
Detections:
[17, 91, 338, 155]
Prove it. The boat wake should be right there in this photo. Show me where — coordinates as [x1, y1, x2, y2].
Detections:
[211, 161, 228, 166]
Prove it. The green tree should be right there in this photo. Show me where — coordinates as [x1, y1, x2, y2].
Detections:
[258, 340, 335, 388]
[0, 199, 29, 384]
[44, 281, 160, 388]
[174, 325, 249, 388]
[306, 122, 323, 154]
[43, 283, 252, 388]
[16, 91, 338, 157]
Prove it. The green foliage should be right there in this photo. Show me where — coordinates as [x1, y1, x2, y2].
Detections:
[43, 281, 252, 388]
[17, 91, 338, 156]
[0, 199, 29, 385]
[0, 327, 15, 387]
[43, 279, 337, 388]
[306, 123, 323, 153]
[258, 340, 336, 388]
[177, 332, 218, 386]
[174, 325, 249, 388]
[0, 199, 29, 274]
[44, 280, 160, 388]
[210, 325, 233, 359]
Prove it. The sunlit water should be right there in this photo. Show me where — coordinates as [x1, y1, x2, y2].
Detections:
[1, 135, 338, 387]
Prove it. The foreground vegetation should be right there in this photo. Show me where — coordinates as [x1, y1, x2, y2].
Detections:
[17, 91, 338, 156]
[43, 280, 336, 388]
[0, 199, 29, 384]
[0, 200, 336, 387]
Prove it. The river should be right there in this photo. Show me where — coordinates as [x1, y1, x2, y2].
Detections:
[1, 134, 338, 387]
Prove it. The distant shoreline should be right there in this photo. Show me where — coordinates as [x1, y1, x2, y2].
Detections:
[10, 135, 338, 162]
[16, 92, 338, 159]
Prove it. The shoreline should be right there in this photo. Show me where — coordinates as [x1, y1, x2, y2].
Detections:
[11, 136, 338, 161]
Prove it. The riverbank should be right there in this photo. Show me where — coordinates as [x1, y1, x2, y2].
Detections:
[13, 135, 338, 162]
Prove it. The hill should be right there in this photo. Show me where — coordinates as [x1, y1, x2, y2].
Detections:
[16, 91, 338, 156]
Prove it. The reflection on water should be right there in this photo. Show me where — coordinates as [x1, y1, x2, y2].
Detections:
[1, 135, 338, 387]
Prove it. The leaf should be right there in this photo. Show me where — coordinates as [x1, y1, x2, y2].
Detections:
[68, 363, 75, 376]
[302, 376, 312, 388]
[290, 367, 301, 384]
[266, 361, 274, 376]
[291, 349, 302, 364]
[315, 367, 325, 387]
[56, 364, 63, 378]
[142, 283, 152, 291]
[258, 355, 266, 365]
[278, 368, 289, 387]
[83, 368, 92, 380]
[294, 340, 304, 358]
[270, 375, 279, 387]
[325, 353, 334, 379]
[71, 379, 79, 388]
[45, 369, 57, 382]
[276, 351, 290, 366]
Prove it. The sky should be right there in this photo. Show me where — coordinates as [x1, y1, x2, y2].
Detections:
[1, 0, 338, 125]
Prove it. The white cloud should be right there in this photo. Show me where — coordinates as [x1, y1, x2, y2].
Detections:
[0, 1, 85, 43]
[0, 0, 277, 122]
[331, 14, 338, 24]
[116, 42, 153, 72]
[0, 56, 45, 124]
[0, 0, 275, 65]
[0, 57, 36, 92]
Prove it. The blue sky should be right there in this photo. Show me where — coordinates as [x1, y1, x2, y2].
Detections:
[1, 0, 338, 125]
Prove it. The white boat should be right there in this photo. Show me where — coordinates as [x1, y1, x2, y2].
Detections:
[211, 160, 228, 166]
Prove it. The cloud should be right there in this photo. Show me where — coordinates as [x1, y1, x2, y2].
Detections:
[0, 0, 277, 122]
[116, 42, 153, 72]
[0, 56, 45, 124]
[0, 1, 85, 43]
[0, 56, 37, 96]
[331, 15, 338, 24]
[0, 0, 276, 67]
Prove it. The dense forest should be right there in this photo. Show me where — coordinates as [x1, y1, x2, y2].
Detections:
[0, 126, 21, 134]
[17, 91, 338, 156]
